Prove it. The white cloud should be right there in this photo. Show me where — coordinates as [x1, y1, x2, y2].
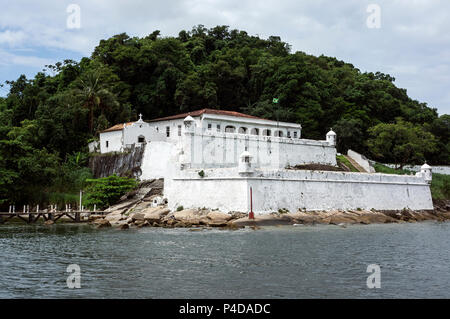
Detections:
[0, 0, 448, 114]
[0, 49, 53, 68]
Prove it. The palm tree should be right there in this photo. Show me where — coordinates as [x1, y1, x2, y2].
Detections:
[73, 71, 119, 133]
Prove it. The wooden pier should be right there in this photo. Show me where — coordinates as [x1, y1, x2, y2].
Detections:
[0, 210, 107, 224]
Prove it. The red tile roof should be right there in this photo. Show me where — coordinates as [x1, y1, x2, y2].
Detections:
[148, 108, 267, 122]
[100, 122, 134, 133]
[101, 109, 272, 132]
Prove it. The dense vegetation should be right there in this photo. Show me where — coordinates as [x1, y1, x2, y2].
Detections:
[0, 25, 448, 207]
[84, 175, 138, 209]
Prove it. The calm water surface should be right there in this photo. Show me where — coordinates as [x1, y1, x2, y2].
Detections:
[1, 221, 450, 298]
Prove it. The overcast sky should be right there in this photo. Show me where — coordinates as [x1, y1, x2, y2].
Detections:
[0, 0, 448, 115]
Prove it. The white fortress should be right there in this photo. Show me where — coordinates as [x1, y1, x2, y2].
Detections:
[98, 109, 434, 213]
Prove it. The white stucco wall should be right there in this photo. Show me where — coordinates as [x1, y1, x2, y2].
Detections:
[165, 176, 249, 212]
[148, 119, 186, 142]
[140, 141, 179, 180]
[181, 128, 336, 169]
[165, 169, 434, 213]
[99, 130, 122, 153]
[123, 124, 167, 146]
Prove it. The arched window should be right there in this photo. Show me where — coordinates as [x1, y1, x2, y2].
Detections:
[225, 126, 236, 133]
[238, 127, 248, 134]
[138, 135, 145, 143]
[250, 128, 259, 135]
[275, 130, 283, 137]
[263, 129, 271, 136]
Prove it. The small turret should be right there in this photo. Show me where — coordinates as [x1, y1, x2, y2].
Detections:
[238, 150, 254, 175]
[326, 128, 336, 146]
[420, 162, 432, 184]
[183, 115, 195, 132]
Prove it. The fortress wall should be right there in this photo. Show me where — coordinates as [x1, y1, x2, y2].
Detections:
[183, 129, 337, 169]
[165, 169, 434, 213]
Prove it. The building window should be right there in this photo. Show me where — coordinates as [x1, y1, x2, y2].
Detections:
[217, 124, 221, 132]
[178, 125, 182, 136]
[287, 131, 291, 138]
[156, 127, 159, 132]
[225, 126, 236, 133]
[250, 128, 259, 135]
[106, 141, 109, 148]
[238, 127, 248, 134]
[166, 126, 170, 137]
[263, 129, 271, 136]
[294, 131, 298, 138]
[138, 136, 145, 143]
[207, 123, 212, 130]
[275, 130, 283, 137]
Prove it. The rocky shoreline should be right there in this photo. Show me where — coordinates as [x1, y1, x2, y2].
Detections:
[89, 182, 450, 230]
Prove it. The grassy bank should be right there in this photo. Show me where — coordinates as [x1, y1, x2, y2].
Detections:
[336, 155, 359, 172]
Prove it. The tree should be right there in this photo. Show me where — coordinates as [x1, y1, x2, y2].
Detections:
[367, 120, 438, 168]
[84, 175, 138, 209]
[72, 68, 120, 133]
[333, 118, 365, 154]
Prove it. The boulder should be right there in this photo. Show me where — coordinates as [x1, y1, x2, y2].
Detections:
[328, 214, 358, 225]
[110, 220, 128, 228]
[288, 212, 321, 224]
[130, 212, 145, 221]
[119, 223, 129, 230]
[93, 219, 111, 228]
[207, 221, 228, 227]
[105, 212, 124, 223]
[136, 220, 150, 228]
[207, 211, 232, 223]
[231, 214, 294, 227]
[143, 207, 171, 223]
[104, 198, 141, 213]
[173, 209, 204, 224]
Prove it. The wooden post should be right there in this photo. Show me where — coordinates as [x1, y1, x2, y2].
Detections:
[79, 190, 83, 212]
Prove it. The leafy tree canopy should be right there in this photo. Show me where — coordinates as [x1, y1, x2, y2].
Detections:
[0, 25, 448, 206]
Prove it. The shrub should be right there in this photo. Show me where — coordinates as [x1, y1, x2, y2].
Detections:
[177, 205, 184, 211]
[84, 174, 138, 209]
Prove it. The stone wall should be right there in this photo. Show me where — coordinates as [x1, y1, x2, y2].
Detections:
[89, 145, 145, 178]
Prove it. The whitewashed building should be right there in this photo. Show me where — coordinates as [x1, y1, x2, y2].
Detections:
[98, 108, 434, 213]
[99, 109, 303, 153]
